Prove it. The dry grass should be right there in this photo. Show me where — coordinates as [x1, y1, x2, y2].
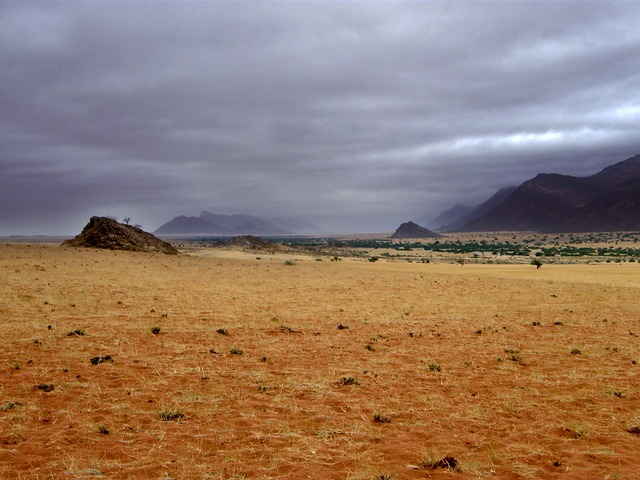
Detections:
[1, 242, 639, 479]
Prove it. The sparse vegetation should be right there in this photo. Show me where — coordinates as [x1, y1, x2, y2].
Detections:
[373, 412, 391, 423]
[150, 326, 161, 335]
[571, 423, 589, 439]
[504, 349, 522, 362]
[627, 426, 640, 435]
[421, 451, 458, 470]
[97, 423, 110, 435]
[90, 355, 113, 365]
[67, 328, 86, 337]
[229, 347, 244, 355]
[338, 376, 360, 386]
[428, 362, 442, 372]
[2, 401, 17, 411]
[160, 408, 186, 422]
[3, 238, 640, 478]
[35, 384, 55, 392]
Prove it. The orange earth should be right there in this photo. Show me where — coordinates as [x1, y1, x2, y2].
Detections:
[1, 243, 639, 479]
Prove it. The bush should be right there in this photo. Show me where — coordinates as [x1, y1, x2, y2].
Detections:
[373, 412, 391, 423]
[160, 408, 185, 422]
[338, 376, 360, 386]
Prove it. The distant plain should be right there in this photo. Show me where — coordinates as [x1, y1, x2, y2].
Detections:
[1, 236, 639, 479]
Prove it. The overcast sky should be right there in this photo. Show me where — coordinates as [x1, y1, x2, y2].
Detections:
[2, 0, 640, 235]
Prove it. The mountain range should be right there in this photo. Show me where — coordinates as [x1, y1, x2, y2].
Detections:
[155, 211, 319, 236]
[426, 154, 640, 232]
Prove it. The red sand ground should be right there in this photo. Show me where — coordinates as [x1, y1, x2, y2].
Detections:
[1, 244, 639, 479]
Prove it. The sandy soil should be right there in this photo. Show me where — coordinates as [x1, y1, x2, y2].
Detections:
[1, 243, 639, 479]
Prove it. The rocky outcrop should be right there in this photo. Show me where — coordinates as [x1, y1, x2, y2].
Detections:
[63, 217, 178, 254]
[390, 221, 442, 239]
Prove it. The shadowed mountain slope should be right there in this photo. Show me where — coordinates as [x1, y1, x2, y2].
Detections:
[460, 154, 640, 232]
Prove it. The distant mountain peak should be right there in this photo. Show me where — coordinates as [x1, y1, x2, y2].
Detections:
[154, 211, 319, 235]
[390, 221, 442, 239]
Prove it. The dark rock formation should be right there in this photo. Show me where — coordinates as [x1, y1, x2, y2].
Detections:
[390, 221, 442, 239]
[63, 217, 178, 254]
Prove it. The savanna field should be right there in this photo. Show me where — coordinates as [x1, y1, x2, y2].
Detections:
[1, 242, 640, 479]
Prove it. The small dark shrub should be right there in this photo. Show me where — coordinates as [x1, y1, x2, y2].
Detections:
[428, 362, 442, 372]
[90, 355, 113, 365]
[504, 348, 522, 362]
[339, 376, 360, 386]
[1, 401, 17, 411]
[373, 412, 391, 423]
[160, 408, 185, 422]
[151, 326, 161, 335]
[97, 424, 110, 435]
[36, 384, 55, 392]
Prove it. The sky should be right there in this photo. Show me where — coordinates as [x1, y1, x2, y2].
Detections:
[2, 0, 640, 235]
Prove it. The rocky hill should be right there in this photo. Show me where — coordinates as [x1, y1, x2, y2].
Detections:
[63, 217, 178, 254]
[459, 154, 640, 232]
[390, 221, 442, 239]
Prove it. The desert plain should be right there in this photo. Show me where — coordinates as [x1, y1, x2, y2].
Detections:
[1, 240, 639, 479]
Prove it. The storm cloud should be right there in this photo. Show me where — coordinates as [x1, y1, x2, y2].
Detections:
[2, 1, 639, 234]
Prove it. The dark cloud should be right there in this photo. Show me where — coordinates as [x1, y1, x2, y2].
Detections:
[1, 1, 639, 234]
